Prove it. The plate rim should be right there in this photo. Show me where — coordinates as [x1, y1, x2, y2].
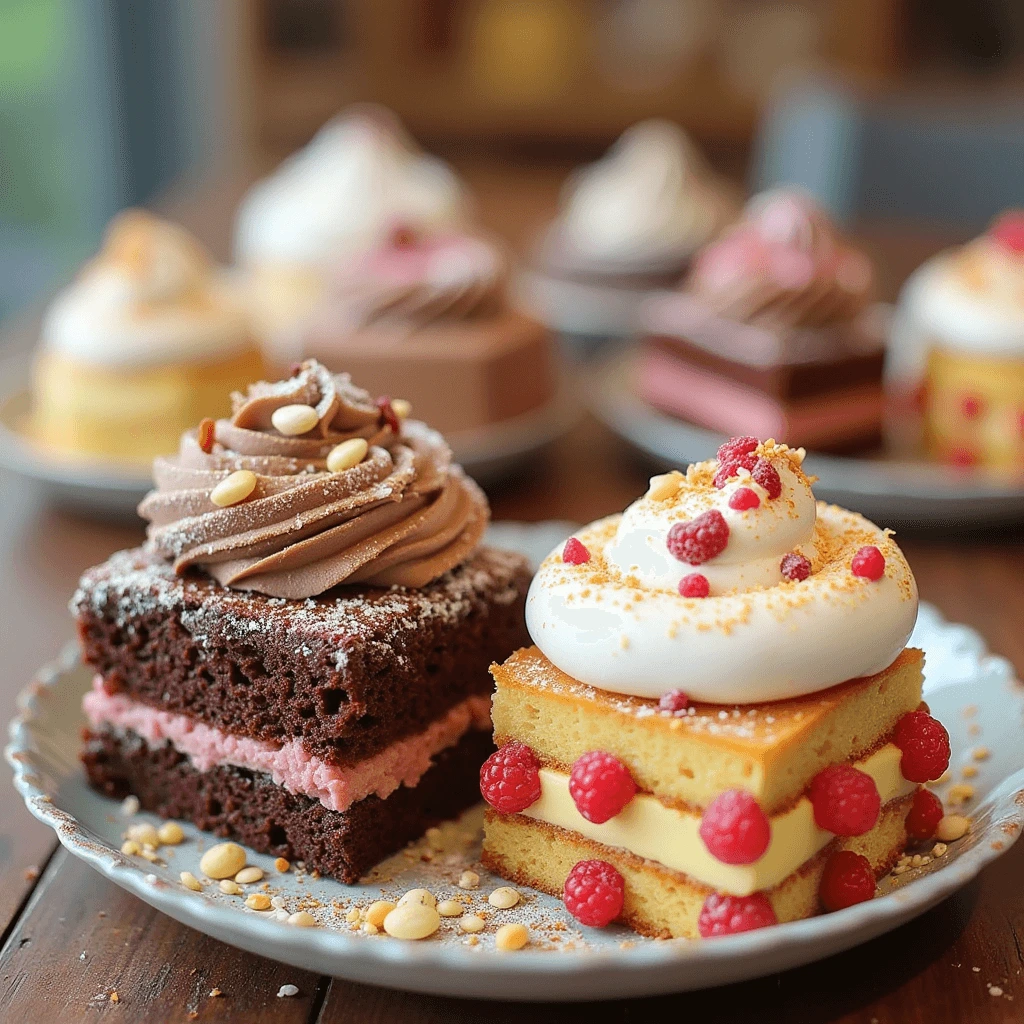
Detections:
[588, 346, 1024, 514]
[6, 607, 1024, 1000]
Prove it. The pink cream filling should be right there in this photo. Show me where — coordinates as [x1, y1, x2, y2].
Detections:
[83, 676, 492, 814]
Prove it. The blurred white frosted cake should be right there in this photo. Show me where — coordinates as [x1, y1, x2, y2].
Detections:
[889, 211, 1024, 471]
[234, 106, 471, 364]
[31, 210, 264, 463]
[524, 120, 739, 339]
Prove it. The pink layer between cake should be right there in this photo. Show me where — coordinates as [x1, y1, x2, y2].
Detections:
[639, 347, 884, 447]
[84, 677, 492, 813]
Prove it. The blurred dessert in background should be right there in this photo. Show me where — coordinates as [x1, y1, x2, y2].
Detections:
[30, 210, 263, 464]
[638, 189, 885, 452]
[234, 106, 471, 366]
[888, 211, 1024, 473]
[300, 227, 557, 437]
[523, 119, 738, 346]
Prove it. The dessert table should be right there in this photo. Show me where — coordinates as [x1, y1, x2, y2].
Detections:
[0, 159, 1021, 1022]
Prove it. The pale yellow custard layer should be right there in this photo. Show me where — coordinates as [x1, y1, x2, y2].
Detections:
[522, 744, 915, 896]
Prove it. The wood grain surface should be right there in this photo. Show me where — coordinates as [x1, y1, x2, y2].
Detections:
[0, 160, 1020, 1022]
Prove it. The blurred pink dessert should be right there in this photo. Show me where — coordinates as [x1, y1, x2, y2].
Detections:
[639, 189, 886, 452]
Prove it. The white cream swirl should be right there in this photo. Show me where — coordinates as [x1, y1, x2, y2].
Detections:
[234, 106, 469, 268]
[42, 210, 250, 367]
[552, 119, 737, 272]
[526, 443, 918, 703]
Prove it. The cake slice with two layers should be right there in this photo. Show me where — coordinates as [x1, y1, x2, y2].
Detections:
[481, 438, 950, 938]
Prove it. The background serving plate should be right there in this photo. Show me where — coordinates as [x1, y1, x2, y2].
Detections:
[7, 522, 1024, 1002]
[590, 348, 1024, 529]
[0, 361, 580, 517]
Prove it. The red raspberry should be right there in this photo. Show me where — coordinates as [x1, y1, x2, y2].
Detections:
[699, 790, 771, 864]
[991, 210, 1024, 253]
[678, 573, 710, 598]
[851, 545, 885, 580]
[905, 787, 944, 841]
[894, 711, 951, 783]
[658, 689, 690, 713]
[713, 454, 757, 489]
[569, 751, 637, 823]
[376, 395, 401, 433]
[698, 892, 777, 937]
[562, 537, 591, 565]
[717, 436, 759, 464]
[479, 742, 541, 814]
[563, 859, 624, 927]
[819, 850, 875, 912]
[948, 446, 978, 469]
[728, 486, 760, 511]
[780, 552, 811, 581]
[666, 509, 730, 565]
[751, 457, 782, 499]
[960, 395, 983, 419]
[809, 764, 881, 836]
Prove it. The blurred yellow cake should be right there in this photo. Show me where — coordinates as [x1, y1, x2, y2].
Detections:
[30, 210, 264, 464]
[889, 211, 1024, 472]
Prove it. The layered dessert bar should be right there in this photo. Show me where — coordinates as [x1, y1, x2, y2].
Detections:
[77, 360, 531, 882]
[889, 210, 1024, 471]
[638, 190, 886, 452]
[300, 230, 557, 436]
[482, 438, 949, 937]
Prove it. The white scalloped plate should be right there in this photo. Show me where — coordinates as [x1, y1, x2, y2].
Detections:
[6, 524, 1024, 1002]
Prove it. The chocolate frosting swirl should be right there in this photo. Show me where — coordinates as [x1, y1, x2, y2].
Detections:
[138, 360, 488, 598]
[688, 190, 873, 331]
[324, 232, 505, 331]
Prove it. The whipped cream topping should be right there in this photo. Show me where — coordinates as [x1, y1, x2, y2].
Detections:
[527, 442, 918, 703]
[687, 189, 874, 331]
[550, 119, 737, 273]
[42, 210, 250, 367]
[324, 231, 506, 329]
[234, 106, 469, 268]
[138, 360, 488, 598]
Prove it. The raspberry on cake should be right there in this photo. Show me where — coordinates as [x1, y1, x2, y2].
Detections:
[482, 437, 948, 939]
[77, 360, 531, 883]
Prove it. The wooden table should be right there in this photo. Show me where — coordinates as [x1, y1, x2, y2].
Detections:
[1, 160, 1022, 1022]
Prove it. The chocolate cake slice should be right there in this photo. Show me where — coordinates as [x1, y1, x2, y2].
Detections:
[77, 361, 531, 882]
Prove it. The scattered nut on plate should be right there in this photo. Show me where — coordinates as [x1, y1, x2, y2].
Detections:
[199, 842, 247, 880]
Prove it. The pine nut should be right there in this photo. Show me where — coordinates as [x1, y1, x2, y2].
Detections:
[179, 871, 203, 891]
[199, 842, 247, 879]
[437, 899, 463, 917]
[210, 470, 257, 507]
[397, 888, 436, 908]
[326, 437, 368, 473]
[458, 870, 480, 890]
[459, 914, 485, 933]
[936, 814, 971, 841]
[391, 399, 412, 420]
[271, 404, 319, 436]
[488, 887, 520, 909]
[382, 903, 441, 940]
[495, 923, 529, 951]
[234, 866, 264, 884]
[219, 879, 242, 895]
[365, 901, 396, 928]
[126, 823, 159, 847]
[287, 911, 317, 928]
[157, 822, 184, 845]
[246, 893, 272, 911]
